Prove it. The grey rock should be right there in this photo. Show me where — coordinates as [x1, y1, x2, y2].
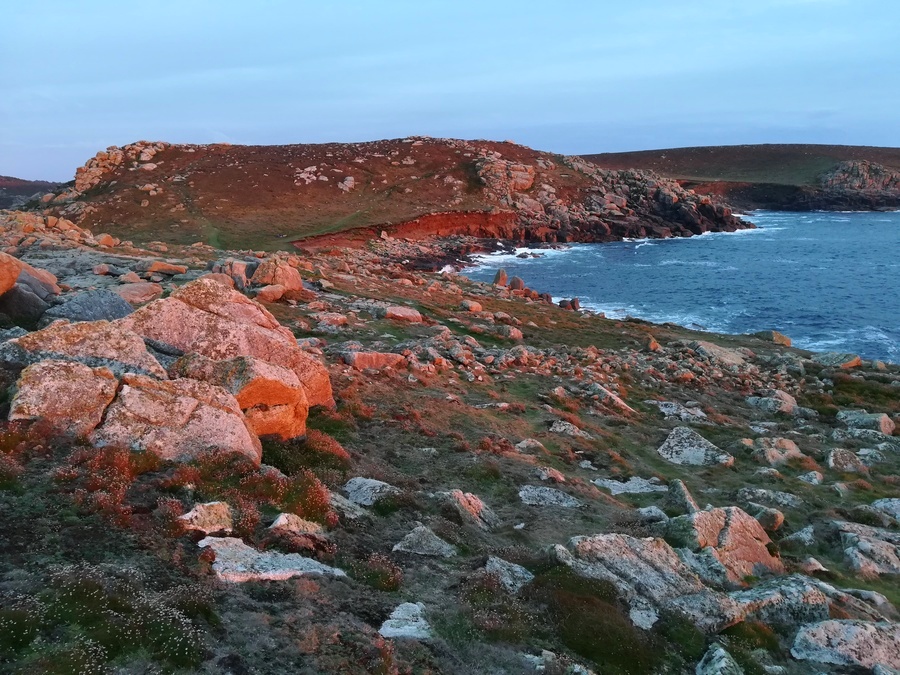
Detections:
[746, 389, 797, 415]
[737, 487, 802, 509]
[554, 533, 741, 632]
[519, 485, 580, 508]
[872, 498, 900, 521]
[43, 289, 133, 323]
[379, 602, 431, 639]
[834, 520, 900, 578]
[197, 536, 345, 582]
[663, 479, 701, 514]
[593, 476, 666, 495]
[837, 410, 896, 435]
[791, 620, 900, 669]
[343, 477, 400, 506]
[695, 644, 744, 675]
[657, 427, 734, 467]
[392, 525, 456, 557]
[484, 556, 535, 593]
[797, 471, 823, 485]
[0, 284, 50, 325]
[645, 400, 708, 422]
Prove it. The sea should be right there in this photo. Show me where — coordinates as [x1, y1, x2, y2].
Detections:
[463, 210, 900, 363]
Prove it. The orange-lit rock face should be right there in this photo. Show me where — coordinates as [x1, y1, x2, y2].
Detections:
[0, 253, 24, 295]
[5, 319, 167, 378]
[116, 277, 333, 408]
[8, 360, 118, 437]
[250, 258, 305, 291]
[90, 374, 262, 464]
[170, 353, 309, 440]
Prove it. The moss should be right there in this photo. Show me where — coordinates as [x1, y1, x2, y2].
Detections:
[526, 567, 662, 675]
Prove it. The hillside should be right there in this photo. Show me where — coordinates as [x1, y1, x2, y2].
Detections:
[0, 208, 897, 673]
[585, 145, 900, 211]
[0, 176, 59, 210]
[30, 138, 748, 251]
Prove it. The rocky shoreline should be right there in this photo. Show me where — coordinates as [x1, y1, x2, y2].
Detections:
[0, 202, 898, 673]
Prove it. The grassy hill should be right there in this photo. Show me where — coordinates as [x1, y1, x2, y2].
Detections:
[584, 144, 900, 186]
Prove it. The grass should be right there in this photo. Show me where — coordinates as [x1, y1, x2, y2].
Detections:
[585, 144, 900, 186]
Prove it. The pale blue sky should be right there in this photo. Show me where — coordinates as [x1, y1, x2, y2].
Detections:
[2, 0, 898, 180]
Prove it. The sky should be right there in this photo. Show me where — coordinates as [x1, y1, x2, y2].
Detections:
[2, 0, 899, 181]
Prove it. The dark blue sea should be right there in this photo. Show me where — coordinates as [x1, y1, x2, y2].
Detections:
[464, 211, 900, 363]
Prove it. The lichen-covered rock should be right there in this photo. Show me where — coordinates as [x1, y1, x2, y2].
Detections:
[828, 448, 869, 474]
[657, 427, 734, 466]
[178, 501, 233, 534]
[791, 620, 900, 669]
[747, 437, 804, 466]
[519, 485, 580, 508]
[746, 389, 797, 415]
[344, 477, 400, 506]
[91, 374, 262, 464]
[442, 489, 499, 529]
[392, 525, 456, 557]
[594, 476, 667, 495]
[170, 353, 308, 440]
[871, 498, 900, 522]
[197, 536, 345, 582]
[549, 419, 593, 439]
[8, 360, 117, 436]
[484, 556, 534, 593]
[116, 277, 333, 407]
[379, 602, 431, 639]
[555, 533, 741, 632]
[666, 507, 784, 583]
[114, 282, 163, 305]
[834, 521, 900, 578]
[0, 319, 166, 377]
[737, 487, 802, 509]
[695, 644, 743, 675]
[43, 289, 134, 323]
[836, 410, 896, 435]
[812, 352, 862, 369]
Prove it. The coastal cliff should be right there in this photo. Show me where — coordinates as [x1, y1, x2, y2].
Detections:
[25, 137, 749, 251]
[586, 144, 900, 212]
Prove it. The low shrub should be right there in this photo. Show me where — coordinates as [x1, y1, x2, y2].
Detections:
[350, 553, 403, 592]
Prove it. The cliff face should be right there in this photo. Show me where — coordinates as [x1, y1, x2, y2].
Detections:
[585, 145, 900, 212]
[28, 137, 749, 250]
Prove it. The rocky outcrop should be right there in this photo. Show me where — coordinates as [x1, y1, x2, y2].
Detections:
[91, 374, 262, 464]
[8, 360, 118, 437]
[667, 507, 785, 583]
[0, 319, 167, 378]
[554, 533, 740, 632]
[116, 277, 333, 408]
[791, 620, 900, 670]
[834, 521, 900, 578]
[170, 353, 309, 440]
